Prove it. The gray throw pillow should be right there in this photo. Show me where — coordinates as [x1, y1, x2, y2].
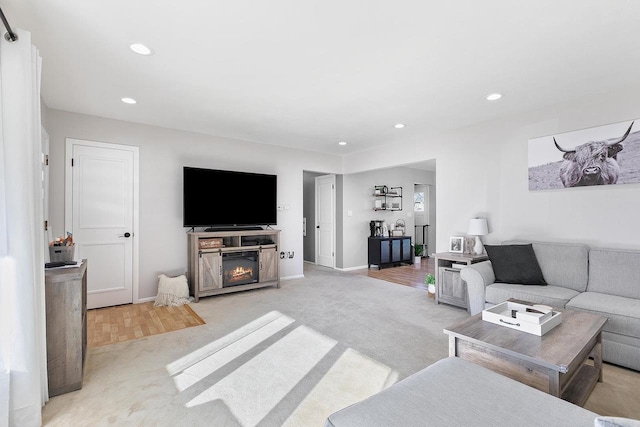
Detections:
[595, 417, 640, 427]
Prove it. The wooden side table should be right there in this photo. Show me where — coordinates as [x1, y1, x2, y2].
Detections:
[433, 252, 488, 312]
[45, 260, 87, 397]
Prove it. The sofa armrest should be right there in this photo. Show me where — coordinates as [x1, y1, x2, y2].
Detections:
[460, 261, 495, 315]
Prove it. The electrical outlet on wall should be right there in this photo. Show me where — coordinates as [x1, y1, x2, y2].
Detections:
[280, 251, 285, 259]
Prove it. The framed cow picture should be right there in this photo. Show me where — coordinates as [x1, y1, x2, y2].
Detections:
[528, 119, 640, 191]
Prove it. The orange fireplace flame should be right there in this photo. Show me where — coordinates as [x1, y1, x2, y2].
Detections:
[225, 266, 254, 283]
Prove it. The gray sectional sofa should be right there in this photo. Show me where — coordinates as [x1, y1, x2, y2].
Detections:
[460, 240, 640, 371]
[325, 357, 600, 427]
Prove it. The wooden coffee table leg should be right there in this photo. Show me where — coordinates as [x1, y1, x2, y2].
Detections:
[594, 334, 603, 382]
[549, 371, 561, 397]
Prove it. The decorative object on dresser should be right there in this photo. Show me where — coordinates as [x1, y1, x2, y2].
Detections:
[433, 252, 488, 311]
[467, 217, 488, 255]
[391, 219, 405, 236]
[45, 260, 87, 397]
[187, 229, 280, 302]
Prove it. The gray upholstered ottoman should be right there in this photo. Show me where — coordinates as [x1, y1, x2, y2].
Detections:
[325, 357, 598, 427]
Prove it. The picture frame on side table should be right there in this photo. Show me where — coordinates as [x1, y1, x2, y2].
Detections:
[449, 236, 464, 253]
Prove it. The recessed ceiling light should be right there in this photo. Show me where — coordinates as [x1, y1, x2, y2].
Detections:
[486, 93, 502, 101]
[394, 123, 405, 129]
[338, 141, 347, 146]
[130, 43, 153, 55]
[121, 97, 137, 104]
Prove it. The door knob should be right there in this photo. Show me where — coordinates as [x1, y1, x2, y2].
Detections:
[316, 226, 320, 229]
[119, 232, 132, 238]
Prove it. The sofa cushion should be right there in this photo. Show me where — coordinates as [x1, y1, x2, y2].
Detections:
[566, 292, 640, 339]
[587, 249, 640, 299]
[325, 357, 598, 427]
[484, 244, 547, 285]
[504, 240, 589, 292]
[601, 332, 640, 372]
[486, 283, 579, 308]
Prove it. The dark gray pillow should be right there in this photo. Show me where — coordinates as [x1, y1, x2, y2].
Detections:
[484, 244, 547, 285]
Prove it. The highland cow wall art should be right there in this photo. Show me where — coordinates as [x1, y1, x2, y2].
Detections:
[528, 120, 640, 191]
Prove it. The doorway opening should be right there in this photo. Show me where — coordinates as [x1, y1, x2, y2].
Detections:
[302, 171, 339, 268]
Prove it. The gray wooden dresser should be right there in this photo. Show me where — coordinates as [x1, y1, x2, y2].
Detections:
[433, 252, 488, 312]
[45, 260, 87, 397]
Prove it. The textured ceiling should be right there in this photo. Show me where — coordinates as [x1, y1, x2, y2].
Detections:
[4, 1, 640, 155]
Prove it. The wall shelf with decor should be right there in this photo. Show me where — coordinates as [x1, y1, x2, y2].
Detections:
[373, 186, 403, 211]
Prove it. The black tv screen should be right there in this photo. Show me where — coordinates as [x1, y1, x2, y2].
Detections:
[183, 167, 277, 227]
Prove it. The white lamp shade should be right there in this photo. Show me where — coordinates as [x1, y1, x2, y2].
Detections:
[467, 218, 488, 236]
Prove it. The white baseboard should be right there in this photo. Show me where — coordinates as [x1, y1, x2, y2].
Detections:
[136, 296, 156, 303]
[281, 274, 305, 281]
[303, 260, 316, 265]
[336, 265, 368, 272]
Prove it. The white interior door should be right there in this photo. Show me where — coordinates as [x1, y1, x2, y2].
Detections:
[66, 139, 139, 309]
[315, 175, 335, 268]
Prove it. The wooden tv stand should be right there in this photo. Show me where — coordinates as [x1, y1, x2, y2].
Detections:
[187, 229, 280, 301]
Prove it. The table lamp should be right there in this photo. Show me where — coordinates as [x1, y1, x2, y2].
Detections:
[467, 218, 489, 255]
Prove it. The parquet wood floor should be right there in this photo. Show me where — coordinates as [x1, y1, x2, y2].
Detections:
[354, 257, 435, 291]
[87, 302, 205, 348]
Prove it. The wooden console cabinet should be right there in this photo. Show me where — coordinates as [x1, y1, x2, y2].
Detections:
[45, 260, 87, 397]
[188, 230, 280, 301]
[368, 236, 412, 269]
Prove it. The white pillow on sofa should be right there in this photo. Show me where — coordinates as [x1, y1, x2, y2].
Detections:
[154, 274, 191, 307]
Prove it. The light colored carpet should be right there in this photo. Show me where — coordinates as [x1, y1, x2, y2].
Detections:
[42, 265, 640, 426]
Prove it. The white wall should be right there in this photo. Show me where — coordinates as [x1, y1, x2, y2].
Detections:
[45, 109, 341, 299]
[44, 86, 640, 300]
[341, 166, 432, 268]
[343, 88, 640, 252]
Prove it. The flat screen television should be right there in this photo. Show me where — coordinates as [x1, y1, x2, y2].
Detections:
[183, 167, 277, 228]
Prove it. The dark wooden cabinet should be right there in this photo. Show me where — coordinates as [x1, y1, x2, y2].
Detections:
[368, 236, 412, 269]
[45, 260, 87, 397]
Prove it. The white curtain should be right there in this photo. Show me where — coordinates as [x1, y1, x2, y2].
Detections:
[0, 28, 48, 427]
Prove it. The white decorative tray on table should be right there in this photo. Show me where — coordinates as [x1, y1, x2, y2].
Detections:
[482, 300, 562, 336]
